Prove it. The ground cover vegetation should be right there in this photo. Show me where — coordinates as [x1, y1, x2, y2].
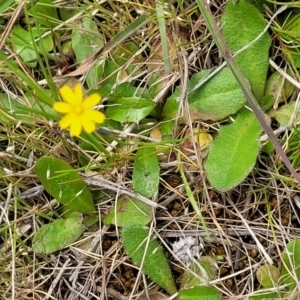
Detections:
[1, 0, 300, 299]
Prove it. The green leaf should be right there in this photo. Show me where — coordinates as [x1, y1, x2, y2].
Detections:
[163, 70, 209, 121]
[103, 197, 153, 226]
[12, 25, 53, 67]
[265, 71, 296, 107]
[106, 97, 155, 123]
[72, 17, 104, 88]
[32, 215, 84, 254]
[164, 68, 246, 122]
[28, 0, 59, 28]
[221, 0, 271, 101]
[256, 265, 281, 288]
[268, 102, 298, 126]
[35, 156, 95, 214]
[0, 0, 15, 14]
[205, 109, 261, 191]
[133, 147, 160, 198]
[101, 42, 141, 86]
[177, 286, 220, 300]
[0, 92, 58, 125]
[180, 257, 217, 290]
[249, 291, 282, 300]
[188, 67, 246, 120]
[282, 240, 300, 290]
[122, 224, 177, 295]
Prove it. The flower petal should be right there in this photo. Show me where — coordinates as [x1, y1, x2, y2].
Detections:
[70, 121, 82, 137]
[73, 84, 83, 105]
[59, 84, 82, 106]
[82, 118, 96, 133]
[83, 110, 105, 124]
[53, 102, 72, 113]
[59, 113, 77, 129]
[82, 93, 101, 109]
[59, 85, 76, 105]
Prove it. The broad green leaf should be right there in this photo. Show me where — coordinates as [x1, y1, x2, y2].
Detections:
[265, 71, 295, 107]
[72, 17, 104, 89]
[97, 82, 151, 100]
[177, 286, 220, 300]
[221, 0, 271, 101]
[106, 97, 155, 123]
[188, 67, 246, 120]
[28, 0, 59, 28]
[246, 0, 270, 12]
[0, 0, 15, 14]
[249, 292, 282, 300]
[112, 42, 140, 72]
[103, 197, 152, 226]
[0, 93, 32, 124]
[274, 13, 300, 68]
[35, 156, 95, 214]
[12, 25, 53, 67]
[282, 240, 300, 290]
[122, 224, 177, 295]
[164, 68, 245, 122]
[133, 147, 160, 198]
[180, 257, 217, 290]
[32, 215, 84, 254]
[136, 289, 169, 300]
[256, 265, 281, 288]
[163, 70, 207, 121]
[269, 102, 299, 126]
[101, 42, 141, 86]
[0, 93, 58, 125]
[205, 109, 261, 191]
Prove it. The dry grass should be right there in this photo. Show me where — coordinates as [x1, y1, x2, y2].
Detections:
[0, 0, 300, 299]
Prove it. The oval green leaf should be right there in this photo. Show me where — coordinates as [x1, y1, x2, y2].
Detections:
[177, 286, 220, 300]
[133, 147, 160, 198]
[180, 256, 218, 290]
[256, 265, 281, 288]
[106, 97, 155, 123]
[32, 215, 84, 254]
[35, 156, 95, 214]
[221, 0, 271, 101]
[103, 196, 153, 226]
[72, 17, 104, 89]
[188, 67, 246, 121]
[249, 291, 282, 300]
[12, 25, 54, 68]
[282, 240, 300, 290]
[205, 109, 261, 191]
[122, 223, 177, 295]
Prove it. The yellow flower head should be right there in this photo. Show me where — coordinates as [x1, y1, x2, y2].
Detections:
[53, 84, 105, 137]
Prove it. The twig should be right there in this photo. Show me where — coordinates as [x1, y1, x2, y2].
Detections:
[81, 173, 164, 209]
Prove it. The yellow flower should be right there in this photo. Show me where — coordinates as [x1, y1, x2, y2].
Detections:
[53, 84, 105, 137]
